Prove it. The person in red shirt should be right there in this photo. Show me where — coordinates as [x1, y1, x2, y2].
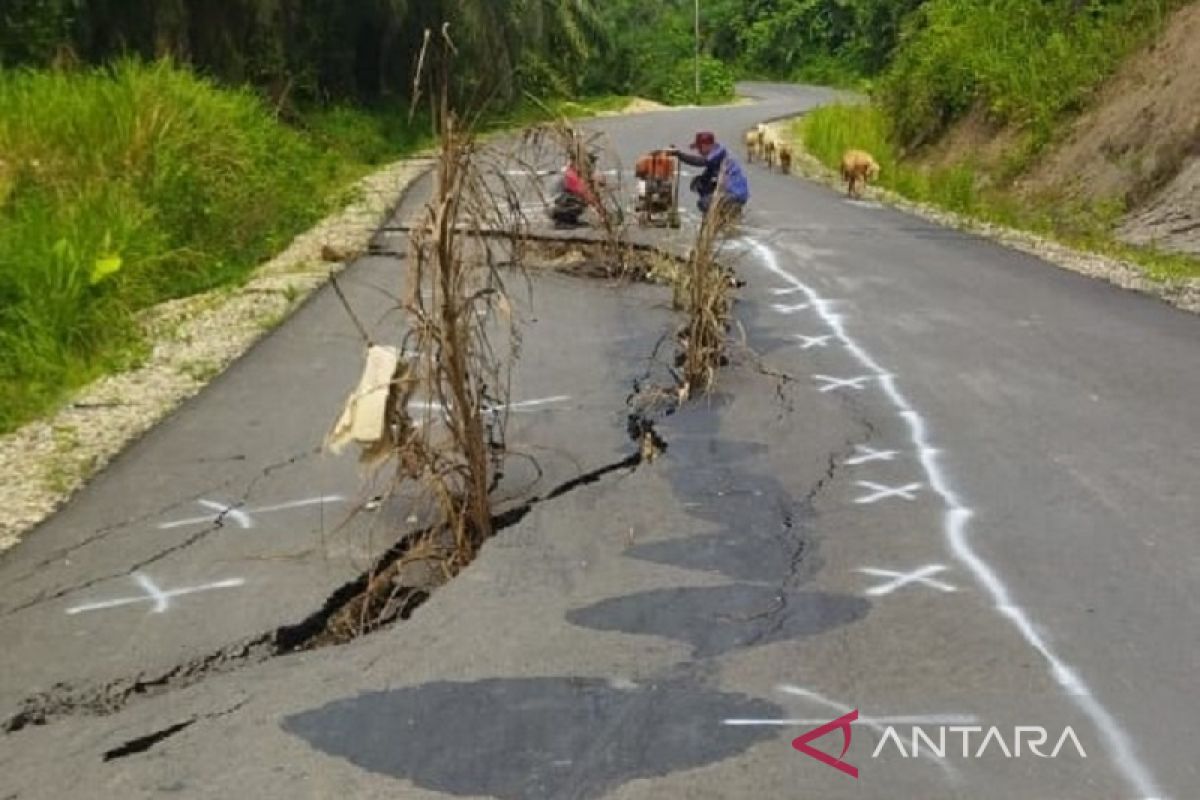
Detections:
[551, 152, 603, 228]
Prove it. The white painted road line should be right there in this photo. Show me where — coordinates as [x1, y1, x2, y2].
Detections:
[723, 715, 979, 726]
[409, 395, 572, 414]
[745, 236, 1164, 800]
[159, 495, 344, 530]
[66, 573, 246, 616]
[197, 499, 254, 529]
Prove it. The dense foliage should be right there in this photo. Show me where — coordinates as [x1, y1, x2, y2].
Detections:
[581, 0, 924, 97]
[0, 0, 605, 104]
[4, 0, 1185, 131]
[880, 0, 1185, 147]
[587, 0, 1182, 137]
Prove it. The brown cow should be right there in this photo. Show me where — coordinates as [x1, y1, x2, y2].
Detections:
[744, 129, 760, 163]
[778, 143, 793, 174]
[840, 149, 880, 198]
[762, 136, 777, 171]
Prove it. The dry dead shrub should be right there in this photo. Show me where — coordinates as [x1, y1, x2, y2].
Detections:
[678, 197, 739, 399]
[322, 30, 528, 641]
[517, 118, 632, 273]
[393, 73, 528, 569]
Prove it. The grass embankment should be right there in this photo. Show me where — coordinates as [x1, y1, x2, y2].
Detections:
[793, 0, 1198, 283]
[0, 61, 405, 432]
[0, 59, 632, 433]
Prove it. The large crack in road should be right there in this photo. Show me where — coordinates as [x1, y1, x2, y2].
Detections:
[3, 382, 672, 738]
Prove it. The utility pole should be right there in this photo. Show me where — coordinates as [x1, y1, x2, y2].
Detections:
[694, 0, 701, 102]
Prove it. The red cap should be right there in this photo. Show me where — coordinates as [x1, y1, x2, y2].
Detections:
[689, 131, 716, 150]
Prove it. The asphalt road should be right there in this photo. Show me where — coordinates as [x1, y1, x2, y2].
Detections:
[1, 83, 1197, 799]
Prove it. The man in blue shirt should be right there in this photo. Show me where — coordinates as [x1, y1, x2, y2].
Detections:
[670, 131, 750, 216]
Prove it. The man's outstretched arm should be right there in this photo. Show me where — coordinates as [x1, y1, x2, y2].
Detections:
[671, 148, 707, 168]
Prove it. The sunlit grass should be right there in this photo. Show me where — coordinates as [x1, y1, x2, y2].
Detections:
[0, 60, 408, 432]
[880, 0, 1185, 149]
[796, 103, 1200, 282]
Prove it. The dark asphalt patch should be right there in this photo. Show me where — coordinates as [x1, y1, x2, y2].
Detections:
[642, 407, 828, 588]
[283, 677, 781, 800]
[565, 586, 869, 657]
[625, 532, 799, 583]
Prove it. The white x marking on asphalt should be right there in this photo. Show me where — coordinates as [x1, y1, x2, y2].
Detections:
[159, 495, 344, 530]
[66, 573, 246, 615]
[854, 481, 923, 504]
[846, 446, 899, 465]
[814, 374, 874, 392]
[794, 334, 833, 350]
[857, 565, 958, 596]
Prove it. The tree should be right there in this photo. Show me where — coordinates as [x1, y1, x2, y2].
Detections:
[1, 0, 606, 106]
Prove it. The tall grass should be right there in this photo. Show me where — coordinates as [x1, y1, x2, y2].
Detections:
[799, 104, 980, 214]
[301, 105, 434, 167]
[0, 61, 419, 433]
[803, 104, 990, 215]
[798, 104, 1199, 280]
[881, 0, 1184, 149]
[795, 0, 1198, 282]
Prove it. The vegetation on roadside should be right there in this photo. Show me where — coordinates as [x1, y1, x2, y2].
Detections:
[581, 2, 736, 104]
[582, 0, 920, 90]
[785, 0, 1198, 282]
[795, 104, 1199, 282]
[0, 54, 635, 436]
[793, 0, 1188, 167]
[879, 0, 1187, 150]
[3, 0, 1197, 434]
[799, 104, 981, 214]
[0, 61, 372, 432]
[0, 0, 701, 433]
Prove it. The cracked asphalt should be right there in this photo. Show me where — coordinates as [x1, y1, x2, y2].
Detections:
[1, 84, 1198, 799]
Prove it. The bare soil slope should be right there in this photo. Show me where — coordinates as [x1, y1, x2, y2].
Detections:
[1021, 2, 1200, 255]
[1118, 149, 1200, 252]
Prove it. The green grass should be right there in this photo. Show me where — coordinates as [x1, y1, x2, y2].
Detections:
[0, 62, 664, 434]
[0, 60, 421, 433]
[880, 0, 1185, 150]
[797, 103, 1200, 281]
[799, 104, 983, 213]
[789, 57, 873, 93]
[299, 104, 434, 168]
[794, 0, 1199, 283]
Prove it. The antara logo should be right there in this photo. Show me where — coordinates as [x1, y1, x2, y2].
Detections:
[792, 710, 860, 778]
[793, 711, 1087, 779]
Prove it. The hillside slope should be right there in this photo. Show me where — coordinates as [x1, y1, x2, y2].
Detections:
[1021, 2, 1200, 255]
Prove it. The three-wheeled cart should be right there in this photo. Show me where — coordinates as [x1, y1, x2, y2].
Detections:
[634, 150, 681, 228]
